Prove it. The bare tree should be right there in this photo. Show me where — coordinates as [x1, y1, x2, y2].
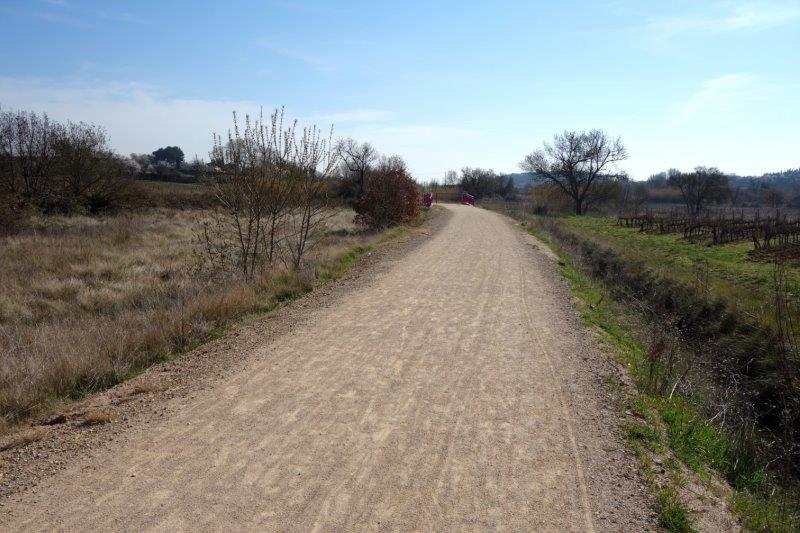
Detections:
[282, 125, 339, 270]
[0, 109, 56, 200]
[204, 108, 338, 277]
[335, 137, 377, 197]
[521, 129, 628, 215]
[667, 166, 729, 216]
[205, 111, 284, 278]
[761, 184, 785, 209]
[459, 167, 516, 200]
[444, 169, 458, 185]
[0, 108, 131, 214]
[51, 121, 127, 212]
[614, 176, 647, 215]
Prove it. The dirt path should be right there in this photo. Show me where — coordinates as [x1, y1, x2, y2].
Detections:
[1, 204, 655, 531]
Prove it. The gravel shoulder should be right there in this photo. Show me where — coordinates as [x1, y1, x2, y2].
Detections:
[1, 204, 656, 530]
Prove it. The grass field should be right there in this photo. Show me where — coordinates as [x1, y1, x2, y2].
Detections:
[525, 217, 800, 531]
[0, 204, 386, 432]
[561, 216, 800, 331]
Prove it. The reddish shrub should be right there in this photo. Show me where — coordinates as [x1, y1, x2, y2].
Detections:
[353, 164, 420, 229]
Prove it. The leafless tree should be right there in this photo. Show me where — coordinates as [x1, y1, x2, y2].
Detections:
[521, 129, 627, 215]
[379, 154, 407, 173]
[0, 109, 56, 200]
[614, 176, 647, 215]
[206, 109, 292, 277]
[335, 137, 377, 197]
[204, 108, 338, 277]
[51, 121, 131, 211]
[667, 166, 729, 216]
[459, 167, 516, 200]
[761, 185, 785, 210]
[0, 108, 131, 214]
[281, 125, 339, 270]
[444, 169, 458, 185]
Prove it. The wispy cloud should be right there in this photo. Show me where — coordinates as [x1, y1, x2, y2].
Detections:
[309, 109, 396, 123]
[256, 41, 334, 72]
[672, 73, 776, 124]
[36, 10, 91, 28]
[95, 10, 147, 25]
[269, 1, 348, 16]
[0, 75, 485, 178]
[0, 77, 257, 158]
[648, 1, 800, 41]
[716, 1, 800, 30]
[29, 0, 147, 28]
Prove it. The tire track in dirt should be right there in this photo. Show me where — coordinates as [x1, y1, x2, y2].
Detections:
[518, 247, 595, 532]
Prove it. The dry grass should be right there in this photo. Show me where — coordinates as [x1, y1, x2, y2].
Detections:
[81, 409, 118, 427]
[0, 427, 48, 452]
[117, 377, 168, 398]
[0, 206, 370, 432]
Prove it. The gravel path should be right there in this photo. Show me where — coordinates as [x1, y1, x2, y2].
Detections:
[1, 204, 655, 531]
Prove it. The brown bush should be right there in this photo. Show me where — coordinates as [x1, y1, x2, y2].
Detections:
[0, 427, 48, 451]
[530, 183, 573, 215]
[0, 191, 30, 236]
[0, 108, 133, 215]
[353, 156, 420, 229]
[127, 181, 216, 210]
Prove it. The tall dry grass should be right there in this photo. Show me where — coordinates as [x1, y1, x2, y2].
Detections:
[0, 207, 368, 431]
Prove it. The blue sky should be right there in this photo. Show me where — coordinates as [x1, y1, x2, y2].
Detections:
[1, 0, 798, 180]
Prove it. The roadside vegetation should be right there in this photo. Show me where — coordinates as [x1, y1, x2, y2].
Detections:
[505, 212, 797, 530]
[0, 106, 424, 433]
[471, 127, 800, 530]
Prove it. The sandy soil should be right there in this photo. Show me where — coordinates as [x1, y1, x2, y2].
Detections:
[0, 204, 655, 531]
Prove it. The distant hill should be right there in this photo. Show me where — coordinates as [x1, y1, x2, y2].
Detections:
[728, 168, 800, 190]
[505, 167, 800, 192]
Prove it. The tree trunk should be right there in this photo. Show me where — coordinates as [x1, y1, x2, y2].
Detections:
[356, 170, 365, 198]
[574, 197, 584, 215]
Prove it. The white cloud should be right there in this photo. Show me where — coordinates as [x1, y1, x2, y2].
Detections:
[307, 109, 396, 123]
[95, 10, 147, 25]
[647, 1, 800, 41]
[0, 77, 482, 178]
[335, 124, 487, 178]
[0, 77, 258, 159]
[24, 1, 147, 28]
[671, 73, 776, 124]
[36, 10, 91, 28]
[358, 125, 479, 144]
[256, 41, 334, 72]
[717, 1, 800, 30]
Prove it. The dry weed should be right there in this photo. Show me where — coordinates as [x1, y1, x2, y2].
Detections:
[81, 410, 118, 427]
[0, 207, 361, 431]
[0, 427, 48, 452]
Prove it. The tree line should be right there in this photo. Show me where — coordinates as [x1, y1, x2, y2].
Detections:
[199, 109, 419, 277]
[475, 128, 798, 217]
[428, 168, 519, 201]
[0, 105, 421, 277]
[0, 109, 133, 221]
